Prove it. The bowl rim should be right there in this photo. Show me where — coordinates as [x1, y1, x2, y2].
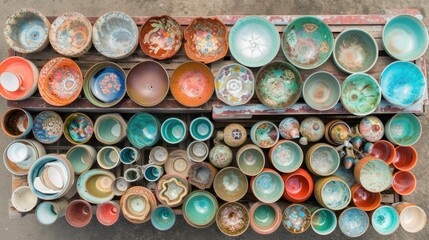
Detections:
[310, 208, 337, 235]
[213, 167, 248, 202]
[392, 170, 416, 195]
[1, 107, 32, 138]
[96, 146, 121, 169]
[63, 112, 93, 144]
[321, 178, 351, 210]
[236, 144, 266, 176]
[252, 170, 284, 203]
[187, 141, 209, 163]
[399, 205, 427, 233]
[309, 144, 340, 176]
[189, 117, 214, 141]
[387, 113, 422, 146]
[32, 110, 63, 144]
[393, 145, 418, 170]
[339, 207, 369, 237]
[358, 158, 393, 192]
[283, 169, 314, 201]
[150, 205, 176, 230]
[182, 190, 218, 227]
[282, 203, 312, 234]
[371, 206, 400, 235]
[216, 201, 250, 236]
[161, 117, 187, 144]
[251, 120, 280, 148]
[269, 140, 303, 173]
[11, 185, 38, 212]
[351, 184, 382, 211]
[76, 168, 115, 204]
[303, 71, 341, 111]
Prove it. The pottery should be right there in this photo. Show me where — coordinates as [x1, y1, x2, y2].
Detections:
[255, 61, 302, 109]
[126, 112, 161, 149]
[161, 117, 187, 144]
[221, 123, 247, 147]
[370, 140, 396, 165]
[49, 12, 92, 57]
[123, 167, 143, 183]
[93, 11, 139, 59]
[3, 139, 45, 176]
[4, 8, 50, 53]
[392, 202, 427, 233]
[189, 117, 214, 141]
[164, 150, 194, 178]
[66, 145, 96, 174]
[139, 15, 182, 60]
[188, 162, 218, 189]
[251, 168, 284, 204]
[170, 62, 214, 107]
[303, 71, 341, 111]
[35, 198, 68, 225]
[236, 144, 265, 176]
[325, 120, 351, 145]
[11, 186, 38, 212]
[269, 140, 303, 173]
[282, 16, 334, 69]
[1, 108, 33, 138]
[97, 146, 121, 170]
[311, 208, 337, 235]
[229, 16, 280, 67]
[187, 141, 209, 163]
[354, 156, 393, 193]
[250, 121, 279, 148]
[111, 177, 130, 196]
[216, 202, 250, 236]
[338, 207, 369, 237]
[385, 113, 421, 146]
[333, 28, 378, 74]
[63, 113, 93, 144]
[213, 167, 248, 202]
[383, 14, 429, 61]
[184, 17, 228, 64]
[76, 169, 115, 204]
[151, 205, 176, 231]
[119, 147, 140, 165]
[371, 206, 400, 235]
[305, 143, 340, 176]
[38, 57, 83, 106]
[215, 63, 254, 106]
[6, 142, 32, 164]
[96, 201, 120, 226]
[120, 186, 157, 224]
[357, 115, 384, 142]
[32, 111, 63, 144]
[65, 199, 93, 228]
[249, 202, 282, 235]
[392, 170, 416, 195]
[299, 117, 325, 144]
[155, 174, 190, 207]
[341, 73, 381, 116]
[393, 146, 418, 171]
[209, 144, 233, 168]
[126, 61, 169, 107]
[314, 176, 351, 210]
[94, 113, 127, 145]
[149, 146, 169, 165]
[144, 165, 164, 182]
[182, 190, 218, 228]
[351, 184, 381, 211]
[279, 117, 300, 140]
[333, 164, 356, 187]
[282, 204, 311, 234]
[281, 168, 313, 203]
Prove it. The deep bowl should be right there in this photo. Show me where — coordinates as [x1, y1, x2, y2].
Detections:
[213, 167, 248, 202]
[339, 207, 369, 237]
[392, 170, 416, 195]
[2, 108, 33, 138]
[281, 168, 313, 203]
[3, 139, 45, 176]
[161, 117, 187, 144]
[63, 113, 93, 144]
[250, 121, 279, 149]
[393, 146, 418, 171]
[93, 113, 127, 145]
[151, 205, 176, 231]
[315, 176, 351, 211]
[282, 204, 311, 234]
[126, 112, 161, 149]
[370, 140, 396, 165]
[385, 113, 421, 146]
[311, 208, 337, 235]
[372, 206, 400, 235]
[354, 157, 393, 193]
[32, 111, 63, 144]
[189, 117, 213, 142]
[305, 143, 340, 176]
[303, 71, 341, 111]
[216, 202, 250, 237]
[249, 202, 282, 235]
[269, 140, 303, 173]
[351, 184, 381, 211]
[236, 144, 265, 176]
[251, 168, 284, 203]
[77, 168, 115, 204]
[182, 190, 218, 228]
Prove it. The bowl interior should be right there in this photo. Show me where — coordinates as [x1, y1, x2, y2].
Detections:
[98, 147, 119, 168]
[271, 141, 303, 173]
[217, 202, 249, 236]
[184, 192, 217, 226]
[127, 113, 160, 149]
[394, 146, 417, 169]
[238, 148, 265, 175]
[253, 204, 276, 228]
[400, 206, 427, 233]
[282, 204, 311, 233]
[339, 208, 369, 237]
[352, 185, 381, 207]
[214, 168, 248, 201]
[86, 64, 126, 105]
[311, 209, 337, 234]
[190, 118, 213, 141]
[251, 121, 279, 148]
[253, 172, 284, 202]
[285, 174, 311, 199]
[303, 72, 341, 110]
[341, 74, 381, 115]
[215, 64, 254, 106]
[78, 170, 114, 203]
[51, 13, 91, 54]
[310, 145, 340, 175]
[151, 206, 176, 230]
[359, 159, 393, 192]
[321, 179, 351, 210]
[2, 108, 30, 137]
[64, 114, 93, 143]
[67, 147, 92, 173]
[393, 171, 416, 194]
[12, 186, 38, 212]
[33, 111, 63, 143]
[388, 114, 421, 146]
[371, 141, 394, 163]
[372, 206, 400, 234]
[97, 117, 122, 142]
[161, 118, 186, 143]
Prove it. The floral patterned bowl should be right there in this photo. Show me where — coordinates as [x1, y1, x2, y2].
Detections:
[215, 64, 254, 106]
[63, 113, 93, 144]
[32, 111, 63, 144]
[184, 17, 228, 64]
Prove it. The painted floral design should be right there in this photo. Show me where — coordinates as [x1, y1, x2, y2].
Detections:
[33, 111, 62, 143]
[99, 73, 121, 95]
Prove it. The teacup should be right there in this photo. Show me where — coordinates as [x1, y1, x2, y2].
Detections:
[11, 186, 38, 212]
[187, 141, 209, 163]
[4, 139, 44, 176]
[371, 206, 400, 235]
[161, 117, 187, 144]
[351, 184, 381, 211]
[392, 170, 416, 195]
[281, 168, 313, 203]
[190, 117, 214, 141]
[119, 147, 141, 165]
[144, 165, 164, 182]
[311, 208, 337, 235]
[392, 202, 427, 233]
[97, 146, 120, 169]
[151, 205, 176, 231]
[1, 108, 33, 138]
[94, 113, 127, 145]
[66, 145, 96, 174]
[0, 72, 25, 92]
[393, 146, 417, 171]
[236, 144, 265, 176]
[149, 146, 169, 165]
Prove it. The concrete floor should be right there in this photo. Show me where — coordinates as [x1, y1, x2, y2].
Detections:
[0, 0, 428, 239]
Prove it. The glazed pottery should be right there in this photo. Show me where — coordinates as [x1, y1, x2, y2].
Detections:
[358, 115, 384, 142]
[392, 202, 427, 233]
[215, 64, 254, 106]
[3, 139, 45, 176]
[161, 117, 187, 144]
[303, 71, 341, 111]
[123, 167, 143, 183]
[184, 17, 228, 64]
[38, 57, 83, 106]
[282, 16, 334, 69]
[149, 146, 168, 165]
[351, 184, 381, 211]
[32, 111, 63, 144]
[182, 190, 218, 228]
[66, 145, 96, 174]
[299, 117, 325, 144]
[249, 202, 282, 235]
[255, 61, 302, 109]
[333, 28, 378, 74]
[63, 113, 93, 144]
[188, 162, 218, 189]
[393, 146, 418, 171]
[35, 198, 68, 225]
[4, 8, 50, 53]
[372, 206, 400, 235]
[281, 168, 313, 203]
[354, 156, 393, 193]
[250, 121, 279, 148]
[333, 164, 356, 187]
[119, 147, 140, 165]
[111, 177, 130, 196]
[126, 61, 169, 107]
[237, 144, 265, 176]
[209, 144, 233, 168]
[164, 150, 194, 178]
[6, 142, 32, 164]
[94, 113, 127, 145]
[341, 73, 381, 116]
[305, 143, 340, 176]
[139, 15, 182, 60]
[380, 61, 426, 107]
[49, 12, 92, 57]
[187, 141, 209, 163]
[222, 123, 247, 147]
[282, 204, 311, 234]
[216, 202, 250, 237]
[96, 201, 120, 226]
[65, 199, 93, 228]
[155, 174, 189, 207]
[77, 169, 115, 204]
[383, 14, 429, 61]
[325, 120, 351, 145]
[126, 112, 161, 149]
[338, 207, 369, 237]
[97, 146, 120, 170]
[11, 186, 38, 212]
[385, 113, 421, 146]
[269, 140, 303, 173]
[120, 186, 157, 224]
[392, 170, 416, 195]
[1, 108, 33, 138]
[311, 208, 337, 235]
[279, 117, 300, 139]
[170, 62, 214, 107]
[189, 117, 214, 141]
[251, 168, 284, 204]
[93, 11, 139, 59]
[151, 205, 176, 231]
[213, 167, 248, 202]
[314, 176, 351, 210]
[370, 140, 396, 165]
[144, 164, 164, 182]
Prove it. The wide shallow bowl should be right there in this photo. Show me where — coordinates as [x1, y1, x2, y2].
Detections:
[151, 205, 176, 231]
[351, 184, 381, 211]
[380, 61, 426, 107]
[77, 168, 115, 204]
[269, 140, 303, 173]
[305, 143, 340, 176]
[383, 14, 429, 61]
[249, 202, 282, 235]
[155, 174, 190, 207]
[126, 61, 169, 107]
[126, 112, 161, 149]
[184, 17, 228, 63]
[354, 157, 393, 193]
[213, 167, 248, 202]
[161, 117, 187, 144]
[392, 171, 416, 195]
[250, 121, 279, 148]
[251, 168, 284, 203]
[182, 190, 218, 228]
[139, 15, 182, 60]
[282, 16, 334, 69]
[216, 202, 250, 237]
[2, 108, 33, 138]
[236, 144, 265, 176]
[341, 73, 381, 116]
[282, 204, 311, 234]
[63, 113, 93, 144]
[393, 146, 418, 171]
[303, 71, 340, 111]
[385, 113, 421, 146]
[255, 61, 302, 109]
[315, 176, 351, 211]
[32, 111, 63, 144]
[372, 206, 400, 235]
[281, 168, 313, 203]
[339, 207, 369, 237]
[311, 208, 337, 235]
[333, 28, 378, 74]
[215, 63, 254, 106]
[228, 16, 280, 67]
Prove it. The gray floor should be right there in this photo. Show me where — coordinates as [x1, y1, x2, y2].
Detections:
[1, 0, 428, 239]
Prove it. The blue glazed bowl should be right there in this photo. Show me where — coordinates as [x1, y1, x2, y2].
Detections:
[127, 112, 161, 149]
[372, 206, 400, 235]
[380, 61, 426, 107]
[383, 14, 429, 61]
[385, 113, 422, 146]
[303, 71, 341, 111]
[151, 205, 176, 231]
[161, 118, 187, 144]
[63, 113, 93, 144]
[189, 117, 213, 141]
[32, 111, 63, 144]
[339, 207, 369, 238]
[282, 204, 311, 234]
[183, 190, 218, 228]
[251, 169, 284, 203]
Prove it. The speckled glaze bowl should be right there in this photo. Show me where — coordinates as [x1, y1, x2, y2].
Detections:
[213, 167, 248, 202]
[251, 168, 284, 204]
[269, 140, 303, 173]
[303, 71, 340, 111]
[339, 207, 369, 237]
[282, 204, 311, 234]
[222, 123, 247, 147]
[314, 176, 351, 211]
[182, 190, 218, 228]
[354, 156, 393, 193]
[305, 143, 340, 176]
[32, 111, 63, 144]
[282, 16, 334, 69]
[385, 113, 421, 146]
[63, 113, 93, 144]
[215, 63, 254, 106]
[249, 202, 282, 235]
[216, 202, 250, 237]
[250, 121, 279, 148]
[77, 168, 115, 204]
[236, 144, 265, 176]
[126, 112, 161, 149]
[371, 206, 400, 235]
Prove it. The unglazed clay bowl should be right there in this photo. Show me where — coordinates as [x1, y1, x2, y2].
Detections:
[281, 168, 313, 203]
[338, 207, 369, 237]
[4, 8, 50, 53]
[229, 16, 280, 67]
[93, 11, 139, 59]
[351, 184, 381, 211]
[385, 113, 421, 146]
[63, 113, 93, 144]
[249, 202, 282, 235]
[250, 121, 279, 148]
[251, 168, 284, 204]
[32, 111, 63, 144]
[1, 108, 33, 138]
[370, 140, 396, 165]
[341, 73, 381, 116]
[151, 205, 176, 231]
[182, 190, 218, 228]
[216, 202, 250, 237]
[311, 208, 337, 235]
[314, 176, 351, 211]
[282, 16, 334, 69]
[161, 117, 187, 144]
[372, 206, 400, 235]
[380, 61, 426, 107]
[213, 167, 248, 202]
[333, 28, 378, 74]
[139, 15, 182, 60]
[215, 63, 254, 106]
[282, 204, 311, 234]
[354, 157, 393, 193]
[170, 61, 214, 107]
[126, 112, 161, 149]
[392, 170, 416, 195]
[393, 146, 418, 171]
[305, 143, 340, 176]
[383, 14, 429, 61]
[184, 17, 228, 64]
[11, 186, 38, 212]
[303, 71, 340, 111]
[77, 168, 115, 204]
[236, 144, 265, 176]
[269, 140, 303, 173]
[255, 61, 302, 109]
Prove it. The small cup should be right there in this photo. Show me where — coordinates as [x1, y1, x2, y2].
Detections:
[119, 147, 141, 165]
[111, 177, 130, 196]
[392, 170, 416, 195]
[65, 199, 93, 228]
[124, 167, 143, 182]
[66, 145, 96, 174]
[36, 198, 68, 225]
[11, 186, 38, 212]
[311, 208, 337, 235]
[161, 117, 187, 144]
[392, 202, 427, 233]
[1, 108, 33, 138]
[149, 146, 169, 165]
[393, 146, 418, 171]
[97, 146, 120, 169]
[351, 184, 381, 211]
[151, 205, 176, 231]
[281, 168, 314, 203]
[187, 141, 209, 163]
[190, 117, 214, 141]
[144, 165, 164, 182]
[370, 140, 396, 165]
[0, 72, 25, 92]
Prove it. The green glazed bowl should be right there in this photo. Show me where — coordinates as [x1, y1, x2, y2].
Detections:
[126, 112, 161, 149]
[151, 205, 176, 231]
[161, 117, 187, 144]
[251, 169, 284, 203]
[311, 208, 337, 235]
[189, 117, 213, 142]
[303, 71, 341, 111]
[385, 113, 422, 146]
[183, 190, 218, 228]
[237, 144, 265, 176]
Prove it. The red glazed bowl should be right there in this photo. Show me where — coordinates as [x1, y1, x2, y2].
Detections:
[351, 184, 381, 211]
[392, 171, 416, 195]
[370, 140, 396, 165]
[393, 146, 418, 171]
[281, 168, 314, 203]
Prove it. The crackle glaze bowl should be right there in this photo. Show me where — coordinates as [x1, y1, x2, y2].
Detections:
[126, 112, 161, 149]
[385, 113, 421, 146]
[182, 190, 218, 228]
[215, 63, 254, 106]
[354, 157, 393, 193]
[303, 71, 341, 111]
[339, 207, 370, 237]
[315, 176, 351, 211]
[213, 167, 248, 202]
[269, 140, 303, 173]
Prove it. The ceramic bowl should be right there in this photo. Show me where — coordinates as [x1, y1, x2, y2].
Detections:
[393, 203, 427, 233]
[111, 177, 130, 196]
[213, 167, 248, 202]
[250, 121, 279, 148]
[380, 61, 426, 107]
[282, 16, 334, 69]
[121, 186, 157, 224]
[49, 12, 92, 57]
[314, 176, 351, 210]
[333, 28, 378, 74]
[164, 150, 194, 178]
[269, 140, 303, 173]
[182, 190, 218, 228]
[303, 71, 341, 111]
[279, 117, 300, 140]
[249, 202, 282, 235]
[392, 170, 416, 195]
[170, 61, 214, 107]
[236, 144, 265, 176]
[1, 108, 33, 138]
[281, 168, 313, 203]
[155, 174, 190, 207]
[32, 111, 63, 144]
[216, 202, 250, 237]
[229, 16, 280, 67]
[339, 207, 369, 237]
[123, 167, 143, 182]
[393, 146, 418, 171]
[358, 116, 384, 142]
[372, 206, 400, 235]
[11, 186, 38, 212]
[77, 168, 115, 204]
[255, 61, 302, 109]
[3, 139, 45, 176]
[215, 63, 254, 106]
[184, 17, 228, 64]
[35, 199, 68, 225]
[93, 11, 139, 59]
[305, 143, 340, 176]
[63, 113, 93, 144]
[126, 61, 169, 107]
[187, 141, 209, 163]
[251, 168, 284, 203]
[161, 117, 187, 144]
[66, 145, 96, 174]
[151, 205, 176, 231]
[139, 15, 182, 60]
[341, 73, 381, 116]
[189, 117, 214, 141]
[65, 199, 93, 228]
[209, 144, 233, 168]
[94, 113, 127, 145]
[354, 156, 393, 193]
[4, 8, 50, 53]
[299, 117, 325, 143]
[385, 113, 421, 146]
[282, 204, 311, 234]
[311, 208, 337, 235]
[38, 57, 83, 106]
[325, 120, 351, 145]
[188, 162, 218, 189]
[383, 14, 429, 61]
[370, 140, 396, 165]
[83, 62, 127, 107]
[144, 164, 165, 182]
[97, 146, 121, 170]
[126, 112, 161, 149]
[96, 201, 120, 226]
[222, 123, 247, 147]
[149, 146, 169, 165]
[351, 184, 381, 211]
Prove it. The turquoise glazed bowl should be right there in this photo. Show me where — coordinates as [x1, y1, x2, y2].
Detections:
[269, 140, 303, 173]
[385, 113, 421, 146]
[333, 28, 378, 74]
[372, 206, 400, 235]
[151, 205, 176, 231]
[383, 14, 429, 61]
[183, 190, 218, 228]
[341, 73, 381, 116]
[250, 121, 279, 148]
[339, 207, 370, 237]
[63, 113, 93, 144]
[282, 16, 334, 69]
[303, 71, 340, 111]
[251, 169, 284, 203]
[161, 118, 187, 144]
[126, 112, 161, 149]
[255, 61, 302, 109]
[380, 61, 426, 107]
[189, 117, 213, 142]
[311, 208, 337, 235]
[228, 16, 280, 67]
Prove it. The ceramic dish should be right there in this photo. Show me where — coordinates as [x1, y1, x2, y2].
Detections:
[94, 113, 127, 145]
[77, 168, 115, 204]
[161, 117, 187, 144]
[251, 169, 284, 203]
[303, 71, 340, 111]
[385, 113, 421, 146]
[182, 190, 218, 228]
[281, 168, 314, 203]
[279, 117, 300, 140]
[358, 115, 384, 142]
[236, 144, 265, 176]
[1, 107, 33, 138]
[3, 139, 45, 176]
[282, 204, 311, 234]
[250, 121, 279, 148]
[151, 205, 176, 231]
[121, 186, 157, 224]
[305, 143, 340, 176]
[249, 202, 282, 235]
[269, 140, 303, 173]
[372, 206, 400, 235]
[315, 176, 351, 210]
[351, 184, 381, 211]
[189, 117, 214, 142]
[216, 202, 250, 237]
[32, 111, 63, 144]
[213, 167, 248, 202]
[354, 157, 393, 193]
[215, 63, 254, 106]
[63, 113, 93, 144]
[339, 207, 369, 237]
[126, 112, 161, 149]
[155, 174, 190, 207]
[311, 208, 337, 235]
